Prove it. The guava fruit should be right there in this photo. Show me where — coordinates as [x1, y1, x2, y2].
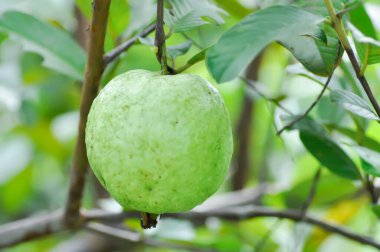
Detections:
[85, 69, 233, 215]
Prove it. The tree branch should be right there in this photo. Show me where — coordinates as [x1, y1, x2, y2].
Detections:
[232, 56, 263, 190]
[3, 204, 380, 250]
[85, 222, 213, 251]
[169, 206, 380, 249]
[64, 0, 111, 228]
[324, 0, 380, 118]
[155, 0, 169, 74]
[0, 210, 65, 248]
[103, 23, 156, 65]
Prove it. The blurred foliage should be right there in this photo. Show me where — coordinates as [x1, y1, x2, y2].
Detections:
[1, 0, 380, 251]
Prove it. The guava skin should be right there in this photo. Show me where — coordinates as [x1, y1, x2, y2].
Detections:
[85, 69, 233, 214]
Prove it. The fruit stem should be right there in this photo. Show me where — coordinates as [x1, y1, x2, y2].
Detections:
[140, 212, 159, 229]
[155, 0, 169, 75]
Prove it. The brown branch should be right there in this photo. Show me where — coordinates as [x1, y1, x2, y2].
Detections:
[324, 0, 380, 118]
[3, 203, 380, 250]
[232, 56, 263, 190]
[345, 48, 380, 118]
[74, 6, 89, 50]
[64, 0, 111, 228]
[103, 23, 156, 65]
[169, 206, 380, 249]
[0, 210, 65, 248]
[155, 0, 169, 74]
[85, 222, 213, 251]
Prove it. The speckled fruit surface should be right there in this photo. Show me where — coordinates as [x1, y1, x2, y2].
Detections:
[85, 69, 233, 214]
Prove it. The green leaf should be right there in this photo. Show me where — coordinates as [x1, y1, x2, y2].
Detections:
[167, 40, 192, 59]
[164, 0, 228, 33]
[333, 127, 380, 152]
[350, 23, 380, 65]
[137, 36, 154, 46]
[0, 11, 86, 80]
[349, 3, 377, 38]
[353, 146, 380, 177]
[330, 89, 380, 121]
[213, 0, 251, 18]
[293, 0, 346, 17]
[124, 0, 156, 38]
[187, 49, 207, 65]
[292, 118, 360, 180]
[361, 158, 380, 177]
[284, 174, 356, 208]
[206, 6, 341, 83]
[348, 3, 379, 66]
[0, 31, 7, 45]
[372, 204, 380, 219]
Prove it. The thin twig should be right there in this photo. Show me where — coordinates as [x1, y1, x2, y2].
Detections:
[254, 220, 282, 252]
[240, 76, 292, 114]
[103, 23, 156, 65]
[277, 41, 343, 135]
[300, 167, 322, 216]
[292, 166, 322, 251]
[277, 74, 333, 135]
[366, 175, 378, 203]
[64, 0, 111, 228]
[155, 0, 169, 74]
[182, 32, 203, 49]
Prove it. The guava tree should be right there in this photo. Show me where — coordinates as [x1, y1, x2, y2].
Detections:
[1, 0, 380, 251]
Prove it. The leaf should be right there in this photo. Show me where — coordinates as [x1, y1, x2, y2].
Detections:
[167, 40, 192, 59]
[291, 117, 360, 180]
[287, 63, 326, 84]
[349, 3, 377, 39]
[293, 0, 346, 17]
[137, 36, 154, 46]
[284, 174, 356, 208]
[330, 89, 380, 121]
[187, 48, 207, 65]
[352, 146, 380, 177]
[333, 127, 380, 152]
[316, 96, 345, 125]
[0, 11, 86, 80]
[350, 23, 380, 65]
[124, 0, 156, 38]
[164, 0, 228, 33]
[0, 31, 7, 45]
[206, 6, 341, 83]
[213, 0, 250, 18]
[348, 3, 380, 65]
[361, 158, 380, 177]
[372, 204, 380, 219]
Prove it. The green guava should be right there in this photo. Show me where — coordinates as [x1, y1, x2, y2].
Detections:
[85, 69, 233, 214]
